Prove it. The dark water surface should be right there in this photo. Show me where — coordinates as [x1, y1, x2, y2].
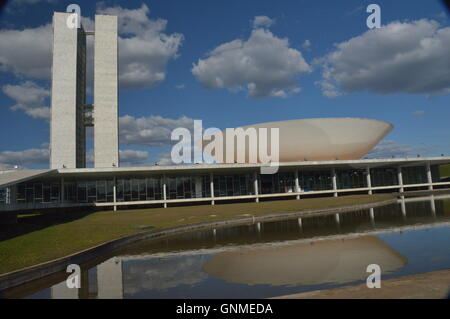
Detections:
[7, 196, 450, 299]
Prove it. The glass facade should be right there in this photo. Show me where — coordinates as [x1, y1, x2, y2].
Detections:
[4, 164, 444, 206]
[213, 174, 254, 197]
[336, 169, 367, 189]
[260, 172, 295, 194]
[431, 165, 440, 182]
[116, 177, 162, 202]
[76, 180, 114, 203]
[371, 167, 398, 187]
[166, 175, 210, 200]
[299, 170, 332, 191]
[402, 166, 427, 185]
[16, 182, 61, 204]
[0, 188, 6, 204]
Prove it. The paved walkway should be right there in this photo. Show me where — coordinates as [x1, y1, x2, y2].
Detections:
[273, 269, 450, 299]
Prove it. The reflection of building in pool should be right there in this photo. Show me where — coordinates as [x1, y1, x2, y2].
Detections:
[203, 236, 406, 286]
[48, 195, 448, 298]
[51, 258, 123, 299]
[50, 255, 209, 299]
[51, 236, 406, 298]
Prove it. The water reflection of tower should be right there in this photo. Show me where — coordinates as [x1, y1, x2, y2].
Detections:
[51, 258, 123, 299]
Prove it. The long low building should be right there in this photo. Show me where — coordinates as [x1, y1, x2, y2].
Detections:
[1, 157, 450, 213]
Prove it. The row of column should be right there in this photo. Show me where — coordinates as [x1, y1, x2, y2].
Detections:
[54, 162, 436, 210]
[127, 163, 435, 208]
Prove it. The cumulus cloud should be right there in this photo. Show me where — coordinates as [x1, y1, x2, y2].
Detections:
[156, 152, 175, 166]
[367, 140, 431, 158]
[97, 4, 184, 89]
[119, 149, 149, 166]
[317, 19, 450, 97]
[0, 23, 52, 79]
[0, 148, 49, 167]
[192, 28, 311, 98]
[252, 16, 275, 28]
[0, 4, 182, 90]
[84, 149, 151, 167]
[119, 115, 195, 146]
[2, 81, 50, 120]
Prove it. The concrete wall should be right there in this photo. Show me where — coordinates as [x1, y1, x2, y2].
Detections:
[50, 13, 86, 169]
[94, 15, 119, 168]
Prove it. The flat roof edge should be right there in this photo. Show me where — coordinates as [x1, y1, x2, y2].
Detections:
[55, 156, 450, 174]
[0, 169, 58, 188]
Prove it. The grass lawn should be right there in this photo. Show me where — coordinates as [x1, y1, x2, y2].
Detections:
[0, 194, 393, 275]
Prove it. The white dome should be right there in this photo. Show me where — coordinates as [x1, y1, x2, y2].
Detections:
[202, 118, 393, 163]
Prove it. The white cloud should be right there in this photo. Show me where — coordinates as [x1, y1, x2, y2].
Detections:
[317, 19, 450, 97]
[252, 16, 275, 29]
[84, 149, 150, 167]
[413, 110, 425, 116]
[0, 4, 182, 90]
[367, 140, 431, 158]
[175, 84, 185, 89]
[2, 81, 50, 120]
[302, 39, 311, 50]
[119, 149, 149, 166]
[119, 115, 195, 146]
[192, 28, 311, 98]
[97, 4, 184, 89]
[0, 23, 52, 79]
[0, 148, 49, 167]
[156, 152, 175, 166]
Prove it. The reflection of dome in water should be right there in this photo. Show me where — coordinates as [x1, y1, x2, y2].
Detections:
[123, 255, 208, 294]
[203, 236, 406, 286]
[203, 118, 393, 163]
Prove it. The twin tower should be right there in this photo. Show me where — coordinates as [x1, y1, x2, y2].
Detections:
[50, 12, 119, 169]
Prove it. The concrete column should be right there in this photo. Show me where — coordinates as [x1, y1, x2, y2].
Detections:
[163, 174, 167, 208]
[332, 169, 338, 197]
[194, 176, 203, 198]
[254, 171, 259, 203]
[295, 169, 300, 200]
[369, 208, 375, 227]
[210, 172, 215, 205]
[426, 162, 433, 191]
[366, 166, 372, 195]
[430, 196, 436, 217]
[400, 198, 406, 219]
[397, 166, 404, 194]
[113, 177, 117, 212]
[5, 185, 17, 205]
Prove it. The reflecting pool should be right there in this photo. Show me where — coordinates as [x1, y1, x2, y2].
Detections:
[5, 196, 450, 299]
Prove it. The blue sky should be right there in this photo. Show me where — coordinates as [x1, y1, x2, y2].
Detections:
[0, 0, 449, 168]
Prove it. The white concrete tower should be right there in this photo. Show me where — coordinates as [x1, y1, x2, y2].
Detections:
[50, 12, 87, 169]
[94, 15, 119, 168]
